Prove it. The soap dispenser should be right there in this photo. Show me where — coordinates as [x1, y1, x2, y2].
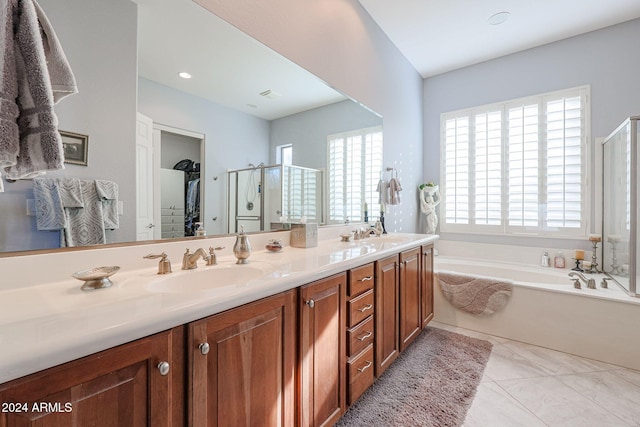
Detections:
[541, 252, 550, 267]
[554, 251, 566, 268]
[233, 226, 252, 264]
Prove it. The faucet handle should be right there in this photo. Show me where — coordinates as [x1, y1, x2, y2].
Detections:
[600, 277, 612, 288]
[207, 246, 225, 265]
[143, 252, 172, 275]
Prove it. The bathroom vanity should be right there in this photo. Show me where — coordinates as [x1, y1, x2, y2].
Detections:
[0, 232, 435, 426]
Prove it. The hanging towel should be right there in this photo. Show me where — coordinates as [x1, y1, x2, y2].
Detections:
[376, 179, 389, 205]
[389, 177, 402, 205]
[33, 177, 65, 230]
[0, 0, 77, 191]
[95, 179, 119, 229]
[58, 177, 84, 207]
[62, 180, 105, 247]
[33, 0, 77, 103]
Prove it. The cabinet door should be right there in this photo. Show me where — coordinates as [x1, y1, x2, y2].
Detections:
[421, 244, 434, 329]
[299, 273, 346, 427]
[375, 255, 399, 377]
[399, 248, 422, 351]
[0, 328, 183, 427]
[188, 290, 296, 427]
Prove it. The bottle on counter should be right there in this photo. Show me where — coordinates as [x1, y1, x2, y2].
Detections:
[541, 252, 550, 267]
[554, 251, 566, 268]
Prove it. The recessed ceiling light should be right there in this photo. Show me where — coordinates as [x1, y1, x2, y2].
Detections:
[246, 104, 258, 109]
[178, 72, 192, 79]
[488, 11, 510, 26]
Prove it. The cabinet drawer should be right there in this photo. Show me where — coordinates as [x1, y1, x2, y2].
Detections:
[347, 344, 374, 405]
[161, 215, 183, 224]
[161, 208, 184, 215]
[347, 289, 374, 328]
[347, 315, 374, 357]
[348, 263, 374, 297]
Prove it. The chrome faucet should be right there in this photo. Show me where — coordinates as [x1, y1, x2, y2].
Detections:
[568, 272, 596, 289]
[182, 248, 210, 270]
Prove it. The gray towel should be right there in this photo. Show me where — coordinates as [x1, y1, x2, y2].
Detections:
[33, 177, 65, 230]
[62, 180, 105, 247]
[437, 270, 513, 316]
[33, 0, 77, 102]
[389, 177, 402, 205]
[0, 0, 77, 191]
[58, 177, 84, 207]
[95, 179, 119, 229]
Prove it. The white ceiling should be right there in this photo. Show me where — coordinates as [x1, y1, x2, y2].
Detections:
[134, 0, 346, 120]
[359, 0, 640, 78]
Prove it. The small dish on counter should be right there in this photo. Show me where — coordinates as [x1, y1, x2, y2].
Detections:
[340, 233, 353, 242]
[72, 266, 120, 291]
[265, 239, 283, 253]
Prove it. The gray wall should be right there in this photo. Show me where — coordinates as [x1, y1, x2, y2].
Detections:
[197, 0, 425, 233]
[160, 133, 201, 170]
[138, 78, 270, 235]
[424, 18, 640, 249]
[0, 0, 137, 252]
[269, 100, 382, 170]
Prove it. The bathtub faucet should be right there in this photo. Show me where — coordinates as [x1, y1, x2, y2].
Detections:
[568, 272, 596, 289]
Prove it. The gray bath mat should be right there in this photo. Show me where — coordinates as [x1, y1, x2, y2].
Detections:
[336, 327, 493, 427]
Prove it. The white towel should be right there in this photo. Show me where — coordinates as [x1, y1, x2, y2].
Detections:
[376, 179, 389, 205]
[95, 179, 119, 230]
[33, 177, 65, 230]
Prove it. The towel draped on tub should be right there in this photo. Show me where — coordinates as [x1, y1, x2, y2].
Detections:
[436, 270, 513, 316]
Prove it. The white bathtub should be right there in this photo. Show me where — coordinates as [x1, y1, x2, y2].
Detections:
[434, 256, 640, 370]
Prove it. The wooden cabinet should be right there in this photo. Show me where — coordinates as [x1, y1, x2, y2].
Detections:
[421, 244, 434, 329]
[188, 290, 296, 427]
[0, 328, 184, 427]
[299, 273, 346, 427]
[375, 255, 400, 377]
[346, 264, 375, 405]
[0, 241, 434, 427]
[399, 247, 421, 351]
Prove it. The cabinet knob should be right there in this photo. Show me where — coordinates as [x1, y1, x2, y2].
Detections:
[306, 299, 315, 308]
[157, 361, 170, 376]
[199, 342, 210, 355]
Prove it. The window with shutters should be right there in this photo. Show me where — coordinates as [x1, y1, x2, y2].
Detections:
[440, 86, 590, 237]
[328, 126, 383, 223]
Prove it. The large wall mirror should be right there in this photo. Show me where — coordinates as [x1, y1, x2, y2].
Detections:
[0, 0, 382, 255]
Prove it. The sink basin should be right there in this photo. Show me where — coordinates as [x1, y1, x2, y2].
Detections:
[146, 265, 265, 294]
[373, 235, 408, 244]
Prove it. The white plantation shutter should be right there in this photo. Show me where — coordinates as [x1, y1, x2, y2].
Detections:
[440, 86, 589, 237]
[328, 126, 383, 223]
[507, 103, 539, 228]
[444, 117, 470, 225]
[545, 95, 583, 229]
[474, 111, 502, 226]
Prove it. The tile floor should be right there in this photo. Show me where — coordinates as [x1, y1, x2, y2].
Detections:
[429, 322, 640, 427]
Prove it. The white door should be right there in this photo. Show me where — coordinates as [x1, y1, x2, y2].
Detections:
[136, 113, 155, 240]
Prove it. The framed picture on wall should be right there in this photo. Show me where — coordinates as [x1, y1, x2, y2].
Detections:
[61, 131, 89, 166]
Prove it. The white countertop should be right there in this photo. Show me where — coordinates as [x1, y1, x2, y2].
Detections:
[0, 232, 437, 384]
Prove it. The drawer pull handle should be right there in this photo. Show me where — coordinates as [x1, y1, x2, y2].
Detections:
[357, 361, 373, 373]
[358, 304, 373, 313]
[357, 276, 373, 282]
[157, 361, 170, 376]
[357, 331, 373, 341]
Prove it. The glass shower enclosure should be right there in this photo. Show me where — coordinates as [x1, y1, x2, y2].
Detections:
[602, 116, 639, 297]
[227, 164, 324, 233]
